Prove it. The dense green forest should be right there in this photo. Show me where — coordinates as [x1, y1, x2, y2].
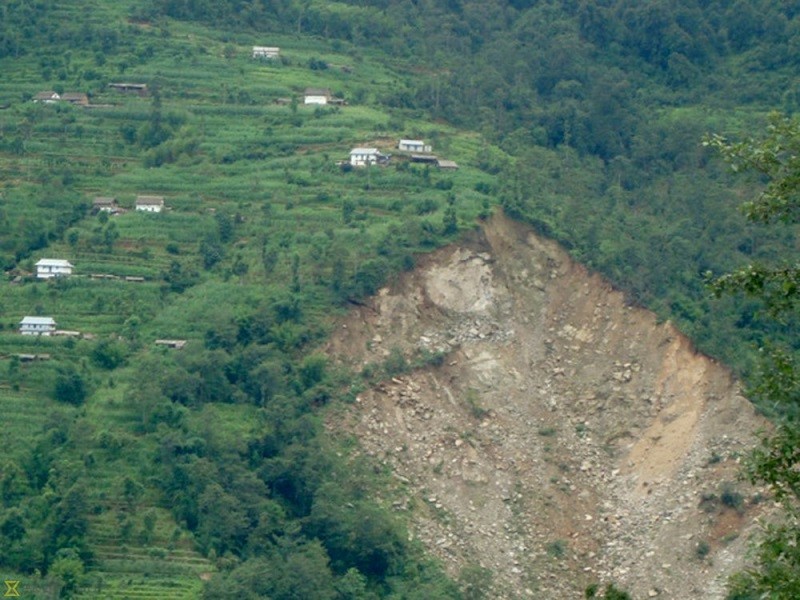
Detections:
[0, 0, 798, 598]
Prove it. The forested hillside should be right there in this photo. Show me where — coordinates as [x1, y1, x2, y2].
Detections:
[0, 0, 798, 598]
[135, 0, 800, 376]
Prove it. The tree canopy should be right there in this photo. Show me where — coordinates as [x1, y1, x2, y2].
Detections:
[707, 114, 800, 599]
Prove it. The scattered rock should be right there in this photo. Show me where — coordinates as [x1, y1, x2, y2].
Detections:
[327, 214, 765, 600]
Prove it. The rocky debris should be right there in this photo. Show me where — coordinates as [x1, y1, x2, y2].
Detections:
[327, 213, 766, 599]
[415, 315, 515, 352]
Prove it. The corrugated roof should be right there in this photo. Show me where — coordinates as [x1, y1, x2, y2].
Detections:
[350, 148, 379, 154]
[61, 92, 88, 102]
[136, 195, 164, 205]
[437, 160, 459, 169]
[20, 316, 56, 326]
[36, 259, 73, 268]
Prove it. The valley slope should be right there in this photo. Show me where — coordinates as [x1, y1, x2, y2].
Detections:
[1, 2, 795, 598]
[329, 212, 766, 599]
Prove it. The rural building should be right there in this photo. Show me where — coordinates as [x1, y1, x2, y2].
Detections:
[33, 91, 60, 103]
[252, 46, 280, 59]
[135, 195, 165, 213]
[410, 154, 438, 164]
[61, 92, 89, 106]
[35, 259, 74, 279]
[16, 353, 51, 362]
[19, 316, 57, 336]
[93, 196, 120, 214]
[437, 159, 459, 170]
[53, 330, 81, 338]
[349, 148, 389, 167]
[304, 87, 331, 105]
[155, 339, 187, 349]
[108, 83, 148, 95]
[399, 139, 432, 153]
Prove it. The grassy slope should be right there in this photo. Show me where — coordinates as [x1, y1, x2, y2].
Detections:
[0, 3, 493, 598]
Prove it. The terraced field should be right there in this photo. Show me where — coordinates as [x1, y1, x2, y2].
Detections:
[0, 2, 492, 597]
[73, 509, 212, 600]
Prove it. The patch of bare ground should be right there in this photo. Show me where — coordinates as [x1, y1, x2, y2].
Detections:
[326, 211, 768, 599]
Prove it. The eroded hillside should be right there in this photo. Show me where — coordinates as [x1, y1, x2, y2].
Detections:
[327, 213, 767, 599]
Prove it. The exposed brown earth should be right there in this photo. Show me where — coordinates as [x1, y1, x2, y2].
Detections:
[327, 212, 768, 599]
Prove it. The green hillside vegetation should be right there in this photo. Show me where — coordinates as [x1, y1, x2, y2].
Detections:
[1, 0, 799, 598]
[0, 3, 486, 598]
[127, 0, 800, 380]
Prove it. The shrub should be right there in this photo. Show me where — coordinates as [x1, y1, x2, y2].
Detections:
[585, 583, 632, 599]
[696, 540, 711, 559]
[91, 338, 128, 369]
[465, 389, 489, 419]
[546, 539, 566, 559]
[414, 198, 438, 215]
[435, 179, 453, 190]
[474, 181, 495, 194]
[54, 367, 88, 406]
[383, 347, 408, 377]
[720, 484, 744, 511]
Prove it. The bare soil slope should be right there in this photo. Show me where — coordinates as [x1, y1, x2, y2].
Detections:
[328, 213, 766, 599]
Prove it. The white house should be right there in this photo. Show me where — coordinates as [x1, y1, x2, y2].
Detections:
[19, 316, 57, 336]
[398, 139, 432, 153]
[135, 195, 165, 213]
[35, 259, 74, 279]
[252, 46, 280, 59]
[349, 148, 389, 167]
[304, 87, 331, 105]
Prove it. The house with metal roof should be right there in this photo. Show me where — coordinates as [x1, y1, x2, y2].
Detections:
[33, 91, 60, 103]
[399, 139, 432, 153]
[253, 46, 280, 59]
[35, 259, 74, 279]
[61, 92, 89, 106]
[304, 87, 332, 105]
[349, 148, 389, 167]
[19, 316, 57, 336]
[135, 195, 165, 213]
[93, 196, 120, 214]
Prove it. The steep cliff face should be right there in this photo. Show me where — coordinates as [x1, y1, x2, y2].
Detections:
[327, 213, 766, 599]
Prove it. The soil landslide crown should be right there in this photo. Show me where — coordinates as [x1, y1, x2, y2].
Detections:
[328, 213, 767, 599]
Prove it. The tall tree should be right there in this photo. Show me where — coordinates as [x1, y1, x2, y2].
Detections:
[705, 113, 800, 599]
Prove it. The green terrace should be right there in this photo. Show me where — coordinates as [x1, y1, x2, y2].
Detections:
[0, 2, 495, 598]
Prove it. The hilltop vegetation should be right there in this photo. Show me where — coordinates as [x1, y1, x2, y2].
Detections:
[0, 0, 799, 598]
